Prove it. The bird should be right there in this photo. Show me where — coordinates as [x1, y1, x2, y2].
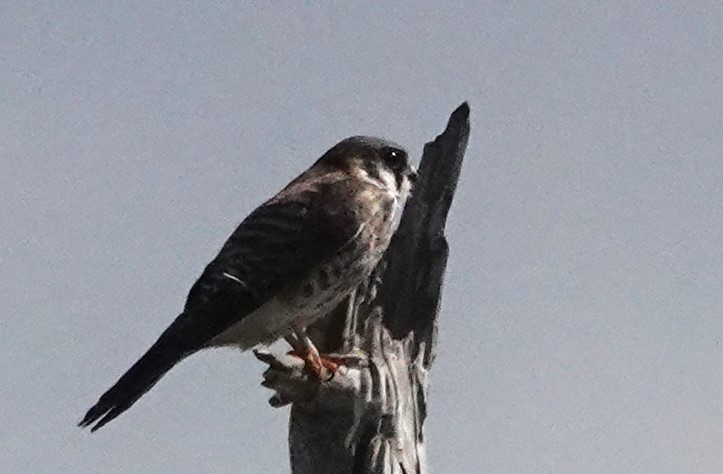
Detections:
[78, 136, 417, 432]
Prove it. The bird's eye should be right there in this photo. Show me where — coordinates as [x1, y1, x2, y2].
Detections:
[382, 147, 407, 169]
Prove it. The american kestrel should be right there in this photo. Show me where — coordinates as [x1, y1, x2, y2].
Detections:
[79, 136, 417, 432]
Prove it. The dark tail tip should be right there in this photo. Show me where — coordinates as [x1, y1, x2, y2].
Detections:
[78, 343, 184, 431]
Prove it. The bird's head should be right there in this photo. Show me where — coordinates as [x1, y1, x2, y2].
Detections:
[317, 136, 417, 201]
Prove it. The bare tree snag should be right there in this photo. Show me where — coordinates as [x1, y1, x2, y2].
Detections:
[255, 103, 470, 473]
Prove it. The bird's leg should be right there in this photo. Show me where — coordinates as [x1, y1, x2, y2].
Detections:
[286, 323, 338, 381]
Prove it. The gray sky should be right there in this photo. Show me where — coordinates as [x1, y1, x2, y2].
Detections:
[2, 2, 722, 473]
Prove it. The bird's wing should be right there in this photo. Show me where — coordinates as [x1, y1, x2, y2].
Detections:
[80, 174, 361, 431]
[181, 173, 362, 338]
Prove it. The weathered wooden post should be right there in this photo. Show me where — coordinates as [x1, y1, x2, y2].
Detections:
[255, 103, 470, 473]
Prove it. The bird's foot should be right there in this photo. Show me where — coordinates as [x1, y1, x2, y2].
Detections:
[286, 349, 339, 381]
[288, 349, 369, 381]
[254, 348, 369, 408]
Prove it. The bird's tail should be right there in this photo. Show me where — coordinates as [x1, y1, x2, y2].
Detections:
[78, 314, 194, 432]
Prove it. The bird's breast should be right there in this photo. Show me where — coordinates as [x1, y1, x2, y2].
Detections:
[283, 235, 376, 326]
